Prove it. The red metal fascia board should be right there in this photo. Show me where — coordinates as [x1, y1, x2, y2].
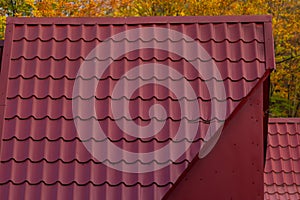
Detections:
[6, 15, 272, 25]
[263, 21, 275, 70]
[263, 76, 270, 166]
[0, 40, 4, 72]
[269, 118, 300, 123]
[0, 23, 14, 153]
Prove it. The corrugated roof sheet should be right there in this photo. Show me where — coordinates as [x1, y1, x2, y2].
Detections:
[0, 16, 274, 199]
[265, 118, 300, 200]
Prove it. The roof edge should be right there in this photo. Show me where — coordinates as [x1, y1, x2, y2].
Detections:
[6, 15, 272, 25]
[0, 22, 14, 154]
[269, 118, 300, 123]
[263, 21, 275, 70]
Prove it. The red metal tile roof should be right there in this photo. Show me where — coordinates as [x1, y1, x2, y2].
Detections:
[265, 118, 300, 200]
[0, 16, 274, 199]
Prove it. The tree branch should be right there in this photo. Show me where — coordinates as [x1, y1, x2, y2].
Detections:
[276, 54, 300, 64]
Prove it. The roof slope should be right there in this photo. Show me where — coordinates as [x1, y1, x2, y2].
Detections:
[0, 16, 274, 200]
[265, 118, 300, 200]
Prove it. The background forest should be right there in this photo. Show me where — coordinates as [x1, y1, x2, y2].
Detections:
[0, 0, 299, 117]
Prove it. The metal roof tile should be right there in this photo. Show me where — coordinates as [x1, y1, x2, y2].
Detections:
[0, 16, 274, 199]
[265, 118, 300, 199]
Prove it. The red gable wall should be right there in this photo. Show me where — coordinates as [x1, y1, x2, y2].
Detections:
[165, 78, 267, 200]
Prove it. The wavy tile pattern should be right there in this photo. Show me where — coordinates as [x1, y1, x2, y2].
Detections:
[0, 16, 273, 200]
[265, 118, 300, 200]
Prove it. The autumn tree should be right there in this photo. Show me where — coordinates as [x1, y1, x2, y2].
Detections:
[32, 0, 130, 17]
[33, 0, 108, 17]
[268, 0, 300, 117]
[0, 0, 35, 39]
